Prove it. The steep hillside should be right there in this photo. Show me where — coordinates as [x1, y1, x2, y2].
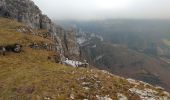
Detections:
[78, 32, 170, 92]
[0, 0, 80, 60]
[58, 20, 170, 92]
[0, 18, 170, 100]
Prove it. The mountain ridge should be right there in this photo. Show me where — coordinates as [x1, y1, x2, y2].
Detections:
[0, 0, 170, 99]
[0, 17, 169, 100]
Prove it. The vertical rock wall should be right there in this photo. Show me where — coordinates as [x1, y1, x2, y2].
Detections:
[0, 0, 80, 59]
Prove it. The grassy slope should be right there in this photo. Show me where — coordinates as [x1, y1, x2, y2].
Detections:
[0, 18, 168, 100]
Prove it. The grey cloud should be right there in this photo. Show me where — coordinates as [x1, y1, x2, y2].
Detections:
[33, 0, 170, 20]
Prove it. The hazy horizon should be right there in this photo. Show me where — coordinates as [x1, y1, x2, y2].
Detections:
[33, 0, 170, 20]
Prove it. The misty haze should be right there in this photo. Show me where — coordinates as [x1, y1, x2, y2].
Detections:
[33, 0, 170, 20]
[0, 0, 170, 99]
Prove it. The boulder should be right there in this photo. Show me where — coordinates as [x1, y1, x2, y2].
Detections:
[5, 43, 22, 53]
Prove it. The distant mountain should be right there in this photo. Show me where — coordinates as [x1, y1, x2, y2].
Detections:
[57, 19, 170, 57]
[57, 19, 170, 92]
[57, 19, 170, 60]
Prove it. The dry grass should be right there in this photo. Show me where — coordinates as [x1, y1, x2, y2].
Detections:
[0, 17, 166, 100]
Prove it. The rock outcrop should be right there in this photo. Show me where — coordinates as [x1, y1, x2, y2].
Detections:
[0, 0, 42, 29]
[0, 0, 80, 59]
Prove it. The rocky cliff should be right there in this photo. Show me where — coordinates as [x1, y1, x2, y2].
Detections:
[0, 1, 170, 99]
[0, 0, 42, 29]
[0, 0, 80, 59]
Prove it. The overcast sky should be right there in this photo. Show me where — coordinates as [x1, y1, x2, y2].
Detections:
[33, 0, 170, 20]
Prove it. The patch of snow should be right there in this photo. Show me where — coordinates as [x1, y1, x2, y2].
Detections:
[77, 37, 86, 45]
[77, 32, 104, 45]
[62, 58, 83, 67]
[96, 95, 112, 100]
[89, 33, 104, 41]
[117, 93, 128, 100]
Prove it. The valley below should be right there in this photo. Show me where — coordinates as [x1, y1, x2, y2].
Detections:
[1, 0, 170, 99]
[57, 19, 170, 92]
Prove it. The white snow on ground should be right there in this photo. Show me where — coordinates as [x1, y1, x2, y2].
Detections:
[96, 95, 112, 100]
[77, 32, 104, 46]
[117, 93, 128, 100]
[77, 37, 86, 45]
[62, 59, 83, 67]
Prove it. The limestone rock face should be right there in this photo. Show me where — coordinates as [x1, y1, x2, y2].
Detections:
[63, 30, 80, 59]
[55, 27, 80, 59]
[0, 0, 80, 59]
[0, 0, 41, 29]
[40, 15, 52, 31]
